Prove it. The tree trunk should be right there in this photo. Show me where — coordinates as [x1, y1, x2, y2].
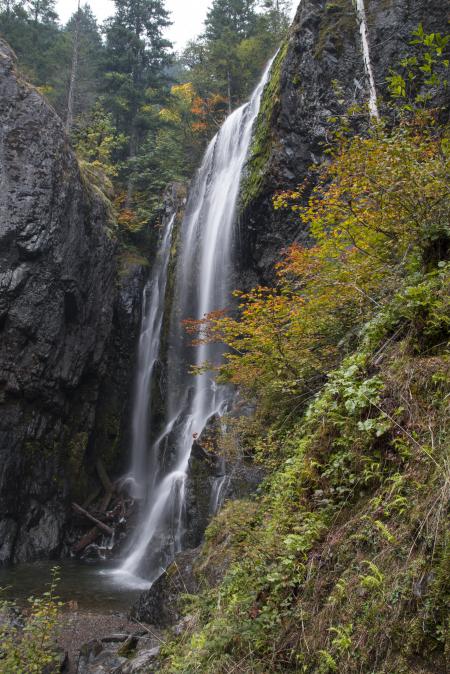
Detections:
[227, 70, 232, 115]
[71, 502, 114, 536]
[66, 0, 81, 132]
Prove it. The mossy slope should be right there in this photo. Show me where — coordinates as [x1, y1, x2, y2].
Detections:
[160, 267, 449, 673]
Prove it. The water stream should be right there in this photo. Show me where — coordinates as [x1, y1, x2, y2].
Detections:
[355, 0, 379, 118]
[113, 57, 276, 589]
[126, 214, 176, 500]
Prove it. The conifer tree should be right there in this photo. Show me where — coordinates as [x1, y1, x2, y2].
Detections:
[26, 0, 57, 24]
[103, 0, 172, 157]
[204, 0, 258, 42]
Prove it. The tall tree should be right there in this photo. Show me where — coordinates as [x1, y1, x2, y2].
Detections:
[66, 0, 81, 131]
[204, 0, 258, 42]
[62, 3, 103, 124]
[26, 0, 57, 24]
[103, 0, 172, 158]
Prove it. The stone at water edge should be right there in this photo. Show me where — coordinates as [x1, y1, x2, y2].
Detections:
[77, 639, 128, 674]
[116, 647, 161, 674]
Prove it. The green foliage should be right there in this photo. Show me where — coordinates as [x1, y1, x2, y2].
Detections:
[74, 102, 127, 178]
[180, 0, 289, 114]
[240, 39, 288, 209]
[387, 24, 449, 109]
[162, 46, 449, 671]
[0, 567, 63, 673]
[102, 0, 172, 153]
[162, 302, 449, 672]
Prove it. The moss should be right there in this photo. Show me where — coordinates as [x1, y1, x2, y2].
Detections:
[118, 247, 149, 275]
[78, 159, 118, 235]
[315, 0, 359, 60]
[240, 41, 289, 211]
[159, 201, 185, 365]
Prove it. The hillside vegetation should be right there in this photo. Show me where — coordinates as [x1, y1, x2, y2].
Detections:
[161, 34, 450, 674]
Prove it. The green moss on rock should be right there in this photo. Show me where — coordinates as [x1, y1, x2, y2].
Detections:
[315, 0, 358, 59]
[240, 41, 289, 211]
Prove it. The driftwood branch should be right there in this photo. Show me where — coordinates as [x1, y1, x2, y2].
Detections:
[72, 502, 114, 536]
[72, 527, 102, 554]
[72, 461, 116, 554]
[96, 459, 114, 495]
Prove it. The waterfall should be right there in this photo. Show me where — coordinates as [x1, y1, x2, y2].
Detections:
[125, 214, 176, 501]
[355, 0, 379, 118]
[114, 57, 276, 589]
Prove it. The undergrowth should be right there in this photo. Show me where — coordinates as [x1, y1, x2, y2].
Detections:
[0, 567, 63, 673]
[162, 273, 449, 673]
[160, 30, 449, 674]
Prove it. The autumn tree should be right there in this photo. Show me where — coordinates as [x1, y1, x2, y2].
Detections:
[186, 117, 450, 417]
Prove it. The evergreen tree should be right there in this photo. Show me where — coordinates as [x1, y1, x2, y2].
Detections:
[63, 3, 104, 124]
[181, 0, 290, 109]
[103, 0, 172, 157]
[204, 0, 258, 43]
[0, 0, 60, 85]
[26, 0, 57, 24]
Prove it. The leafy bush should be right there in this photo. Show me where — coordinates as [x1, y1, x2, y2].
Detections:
[0, 567, 63, 673]
[186, 115, 449, 422]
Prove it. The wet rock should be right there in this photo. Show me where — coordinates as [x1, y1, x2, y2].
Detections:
[131, 548, 199, 627]
[77, 639, 128, 674]
[0, 40, 146, 563]
[116, 647, 160, 674]
[117, 635, 138, 657]
[101, 634, 130, 644]
[240, 0, 449, 286]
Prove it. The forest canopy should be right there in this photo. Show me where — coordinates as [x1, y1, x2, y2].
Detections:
[0, 0, 291, 249]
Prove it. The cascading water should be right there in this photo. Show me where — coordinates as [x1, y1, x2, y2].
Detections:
[114, 56, 276, 588]
[355, 0, 379, 118]
[126, 214, 176, 501]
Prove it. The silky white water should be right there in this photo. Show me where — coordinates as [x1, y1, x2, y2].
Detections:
[355, 0, 379, 118]
[114, 57, 276, 588]
[123, 214, 176, 501]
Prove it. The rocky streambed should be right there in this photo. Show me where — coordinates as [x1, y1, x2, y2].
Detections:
[0, 561, 164, 673]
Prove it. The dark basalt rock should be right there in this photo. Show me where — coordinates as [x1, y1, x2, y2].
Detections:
[239, 0, 448, 285]
[0, 41, 145, 563]
[76, 634, 160, 674]
[131, 548, 199, 627]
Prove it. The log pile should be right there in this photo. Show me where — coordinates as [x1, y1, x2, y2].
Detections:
[71, 460, 134, 556]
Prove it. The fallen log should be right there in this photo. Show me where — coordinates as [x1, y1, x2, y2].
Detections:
[96, 459, 114, 495]
[72, 502, 114, 536]
[72, 526, 101, 553]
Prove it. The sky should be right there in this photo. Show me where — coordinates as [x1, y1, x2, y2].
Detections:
[55, 0, 296, 50]
[56, 0, 226, 50]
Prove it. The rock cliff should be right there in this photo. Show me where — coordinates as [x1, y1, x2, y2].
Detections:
[0, 41, 144, 563]
[240, 0, 447, 282]
[134, 0, 449, 630]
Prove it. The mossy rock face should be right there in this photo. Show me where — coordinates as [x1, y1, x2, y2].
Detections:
[315, 0, 358, 59]
[240, 41, 289, 213]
